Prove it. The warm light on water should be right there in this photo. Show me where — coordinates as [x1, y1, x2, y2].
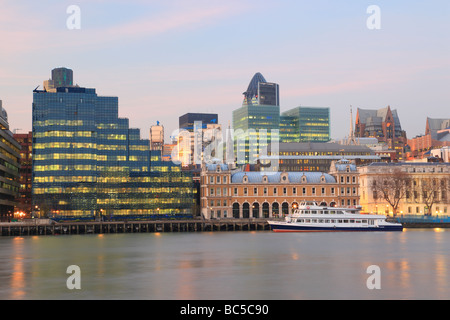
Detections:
[1, 229, 450, 300]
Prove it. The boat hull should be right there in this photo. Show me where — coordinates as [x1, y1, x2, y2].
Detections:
[269, 223, 403, 232]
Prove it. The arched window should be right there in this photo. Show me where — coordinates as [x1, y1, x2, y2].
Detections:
[233, 203, 240, 219]
[242, 203, 250, 218]
[252, 202, 260, 218]
[262, 202, 270, 218]
[282, 202, 289, 216]
[272, 202, 279, 217]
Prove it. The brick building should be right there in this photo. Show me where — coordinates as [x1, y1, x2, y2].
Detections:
[200, 159, 359, 219]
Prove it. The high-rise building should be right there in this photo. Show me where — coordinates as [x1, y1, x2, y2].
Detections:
[32, 68, 196, 220]
[242, 72, 279, 107]
[13, 131, 33, 216]
[0, 100, 21, 222]
[280, 107, 330, 143]
[44, 67, 74, 92]
[149, 121, 164, 151]
[177, 113, 221, 167]
[233, 73, 280, 165]
[52, 67, 74, 87]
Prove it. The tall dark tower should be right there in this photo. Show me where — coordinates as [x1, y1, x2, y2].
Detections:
[242, 72, 279, 107]
[51, 67, 74, 87]
[233, 73, 280, 164]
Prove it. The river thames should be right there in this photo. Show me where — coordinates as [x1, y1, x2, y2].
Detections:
[0, 228, 449, 300]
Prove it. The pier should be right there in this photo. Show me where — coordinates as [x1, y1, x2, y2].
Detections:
[0, 219, 272, 237]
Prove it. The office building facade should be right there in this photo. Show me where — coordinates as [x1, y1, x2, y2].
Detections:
[0, 100, 21, 222]
[13, 131, 33, 216]
[233, 73, 280, 165]
[32, 68, 196, 220]
[280, 107, 330, 143]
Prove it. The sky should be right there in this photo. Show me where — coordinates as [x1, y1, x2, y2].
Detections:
[0, 0, 449, 142]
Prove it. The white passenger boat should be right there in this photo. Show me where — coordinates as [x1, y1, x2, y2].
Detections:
[268, 201, 403, 232]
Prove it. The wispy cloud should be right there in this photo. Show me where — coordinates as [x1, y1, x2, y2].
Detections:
[0, 1, 251, 55]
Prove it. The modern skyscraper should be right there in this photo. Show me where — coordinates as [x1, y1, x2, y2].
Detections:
[52, 67, 74, 87]
[233, 73, 280, 165]
[280, 106, 330, 143]
[32, 68, 196, 220]
[242, 72, 279, 107]
[44, 67, 74, 92]
[0, 100, 21, 222]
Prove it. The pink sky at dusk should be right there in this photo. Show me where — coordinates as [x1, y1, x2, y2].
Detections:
[0, 0, 448, 141]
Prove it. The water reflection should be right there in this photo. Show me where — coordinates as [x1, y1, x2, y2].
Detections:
[10, 237, 26, 299]
[1, 230, 450, 299]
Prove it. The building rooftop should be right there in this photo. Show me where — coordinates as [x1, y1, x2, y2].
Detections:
[266, 142, 374, 153]
[231, 171, 336, 184]
[367, 162, 450, 167]
[243, 72, 266, 101]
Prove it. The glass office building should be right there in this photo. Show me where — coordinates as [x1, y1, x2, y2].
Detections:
[32, 69, 196, 220]
[280, 107, 330, 143]
[233, 73, 280, 165]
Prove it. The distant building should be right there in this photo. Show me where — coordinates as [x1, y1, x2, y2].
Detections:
[149, 121, 164, 151]
[43, 67, 74, 92]
[233, 73, 280, 165]
[242, 72, 279, 107]
[355, 106, 407, 160]
[280, 106, 330, 143]
[13, 131, 32, 216]
[406, 117, 450, 160]
[179, 113, 218, 132]
[259, 142, 380, 172]
[430, 146, 450, 163]
[0, 100, 21, 222]
[176, 113, 221, 167]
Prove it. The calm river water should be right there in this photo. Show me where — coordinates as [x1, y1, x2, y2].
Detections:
[0, 228, 449, 300]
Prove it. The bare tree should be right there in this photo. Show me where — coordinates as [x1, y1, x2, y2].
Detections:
[415, 177, 449, 216]
[371, 169, 410, 216]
